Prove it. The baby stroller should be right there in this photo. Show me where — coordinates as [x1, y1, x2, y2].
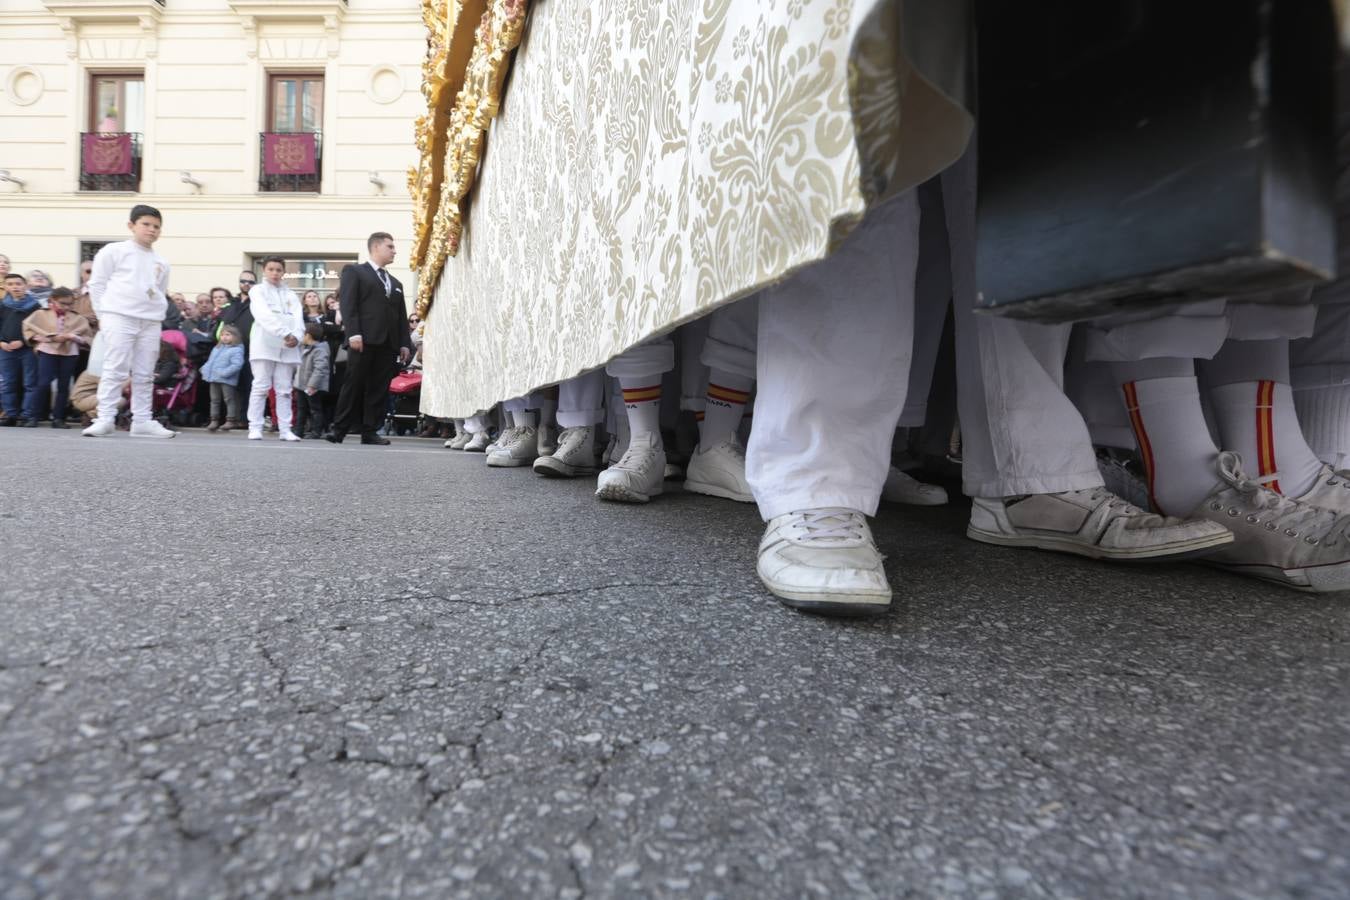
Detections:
[153, 330, 199, 426]
[387, 367, 423, 436]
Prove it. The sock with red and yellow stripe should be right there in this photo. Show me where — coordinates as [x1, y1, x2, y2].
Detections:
[699, 371, 752, 447]
[1209, 380, 1322, 499]
[1120, 375, 1222, 517]
[618, 377, 663, 442]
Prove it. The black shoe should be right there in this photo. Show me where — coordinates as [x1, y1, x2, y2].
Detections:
[20, 419, 38, 428]
[323, 429, 346, 444]
[0, 417, 16, 427]
[360, 433, 390, 445]
[51, 420, 69, 429]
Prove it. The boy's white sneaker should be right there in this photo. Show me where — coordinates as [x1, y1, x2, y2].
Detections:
[757, 508, 891, 616]
[464, 431, 491, 452]
[595, 433, 664, 503]
[533, 425, 598, 477]
[247, 429, 263, 441]
[82, 420, 115, 437]
[882, 466, 948, 506]
[445, 431, 472, 450]
[1191, 451, 1350, 592]
[487, 425, 538, 467]
[967, 487, 1232, 561]
[130, 421, 177, 439]
[280, 430, 301, 442]
[684, 438, 754, 502]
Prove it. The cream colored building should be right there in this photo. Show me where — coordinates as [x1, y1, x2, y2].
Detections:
[0, 0, 421, 302]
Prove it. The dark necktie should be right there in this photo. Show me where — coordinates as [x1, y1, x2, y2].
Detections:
[376, 268, 391, 297]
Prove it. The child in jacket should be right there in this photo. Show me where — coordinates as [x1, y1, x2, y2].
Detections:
[201, 324, 246, 431]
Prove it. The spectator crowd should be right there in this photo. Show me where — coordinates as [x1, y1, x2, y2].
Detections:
[0, 250, 433, 436]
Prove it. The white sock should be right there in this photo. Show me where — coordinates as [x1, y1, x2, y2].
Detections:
[1209, 380, 1323, 498]
[618, 377, 663, 443]
[1293, 384, 1350, 466]
[699, 370, 752, 447]
[1120, 376, 1222, 516]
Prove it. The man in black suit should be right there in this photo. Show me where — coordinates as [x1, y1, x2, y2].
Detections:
[325, 232, 412, 445]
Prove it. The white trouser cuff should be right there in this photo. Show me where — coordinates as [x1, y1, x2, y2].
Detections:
[965, 468, 1104, 500]
[754, 487, 881, 522]
[557, 408, 604, 428]
[606, 338, 675, 380]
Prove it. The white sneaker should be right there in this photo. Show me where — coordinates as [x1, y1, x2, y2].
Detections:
[595, 433, 665, 503]
[247, 429, 263, 441]
[1291, 464, 1350, 516]
[684, 438, 754, 502]
[881, 466, 948, 506]
[130, 420, 177, 439]
[537, 424, 558, 457]
[445, 431, 472, 450]
[1191, 451, 1350, 592]
[82, 420, 115, 437]
[464, 431, 491, 452]
[487, 425, 538, 467]
[533, 425, 598, 477]
[968, 487, 1233, 561]
[757, 508, 891, 615]
[280, 430, 301, 442]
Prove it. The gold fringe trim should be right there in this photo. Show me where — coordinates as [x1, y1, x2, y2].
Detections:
[411, 0, 529, 317]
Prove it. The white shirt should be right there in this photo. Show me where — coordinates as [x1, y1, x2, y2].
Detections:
[88, 239, 170, 322]
[248, 281, 305, 364]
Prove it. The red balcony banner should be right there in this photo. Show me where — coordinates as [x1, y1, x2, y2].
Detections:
[81, 133, 134, 176]
[263, 133, 317, 176]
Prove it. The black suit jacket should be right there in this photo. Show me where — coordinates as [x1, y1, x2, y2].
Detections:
[338, 262, 411, 350]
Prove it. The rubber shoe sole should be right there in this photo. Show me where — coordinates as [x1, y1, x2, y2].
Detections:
[966, 523, 1234, 562]
[684, 479, 754, 503]
[486, 454, 535, 468]
[533, 456, 596, 478]
[1201, 558, 1350, 593]
[759, 580, 892, 617]
[594, 481, 662, 504]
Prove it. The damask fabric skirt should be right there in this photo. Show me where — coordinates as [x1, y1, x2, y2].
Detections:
[419, 0, 974, 419]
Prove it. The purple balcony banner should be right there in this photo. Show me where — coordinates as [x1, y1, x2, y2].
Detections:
[263, 133, 317, 176]
[82, 133, 134, 176]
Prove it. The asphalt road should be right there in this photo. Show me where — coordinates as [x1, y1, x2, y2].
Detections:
[1, 428, 1347, 899]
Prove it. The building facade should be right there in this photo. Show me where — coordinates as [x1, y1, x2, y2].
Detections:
[0, 0, 422, 300]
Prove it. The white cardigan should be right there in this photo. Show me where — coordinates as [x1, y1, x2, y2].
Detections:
[248, 282, 305, 364]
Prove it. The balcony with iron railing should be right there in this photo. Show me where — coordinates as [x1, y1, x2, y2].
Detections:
[258, 131, 322, 193]
[79, 132, 143, 192]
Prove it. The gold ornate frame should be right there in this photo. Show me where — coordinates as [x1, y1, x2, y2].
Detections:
[410, 0, 529, 316]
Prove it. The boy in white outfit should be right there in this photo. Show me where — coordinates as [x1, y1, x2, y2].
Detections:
[82, 204, 177, 438]
[247, 256, 305, 442]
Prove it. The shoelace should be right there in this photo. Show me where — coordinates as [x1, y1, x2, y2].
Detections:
[792, 508, 869, 544]
[1217, 453, 1343, 543]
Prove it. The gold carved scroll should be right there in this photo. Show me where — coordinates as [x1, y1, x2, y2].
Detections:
[412, 0, 530, 315]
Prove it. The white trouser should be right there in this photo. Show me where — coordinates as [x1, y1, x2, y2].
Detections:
[1292, 293, 1350, 390]
[465, 414, 490, 433]
[944, 143, 1103, 497]
[557, 371, 606, 428]
[747, 190, 920, 520]
[248, 360, 296, 432]
[701, 297, 759, 380]
[503, 393, 546, 414]
[95, 312, 160, 425]
[606, 338, 674, 381]
[1084, 290, 1317, 363]
[679, 318, 710, 411]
